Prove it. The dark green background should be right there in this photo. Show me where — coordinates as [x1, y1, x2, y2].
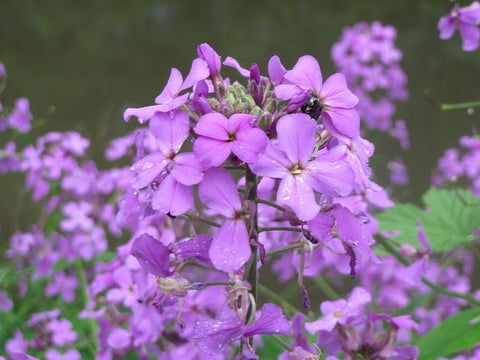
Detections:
[1, 0, 479, 237]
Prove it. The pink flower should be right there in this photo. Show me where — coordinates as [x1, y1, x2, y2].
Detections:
[438, 1, 480, 51]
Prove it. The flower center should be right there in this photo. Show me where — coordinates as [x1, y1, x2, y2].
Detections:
[333, 310, 343, 318]
[289, 163, 304, 175]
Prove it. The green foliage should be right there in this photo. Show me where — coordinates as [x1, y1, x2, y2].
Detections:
[417, 308, 480, 359]
[256, 335, 288, 358]
[377, 188, 480, 253]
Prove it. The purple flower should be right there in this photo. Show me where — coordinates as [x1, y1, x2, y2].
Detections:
[305, 287, 371, 333]
[45, 349, 80, 360]
[130, 109, 203, 215]
[0, 290, 13, 312]
[60, 201, 94, 232]
[199, 167, 251, 272]
[275, 55, 359, 139]
[124, 58, 209, 123]
[250, 113, 353, 221]
[8, 98, 33, 133]
[46, 318, 77, 346]
[193, 113, 267, 168]
[193, 303, 290, 355]
[0, 62, 6, 77]
[45, 271, 79, 302]
[438, 1, 480, 51]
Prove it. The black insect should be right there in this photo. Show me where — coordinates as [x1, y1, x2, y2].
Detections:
[300, 94, 323, 120]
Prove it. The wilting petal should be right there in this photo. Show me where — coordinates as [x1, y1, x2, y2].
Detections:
[277, 174, 320, 221]
[223, 57, 250, 77]
[155, 68, 184, 104]
[276, 113, 316, 164]
[308, 212, 335, 242]
[171, 153, 204, 185]
[322, 107, 360, 139]
[268, 55, 287, 85]
[193, 315, 243, 355]
[249, 141, 290, 179]
[193, 137, 232, 168]
[130, 234, 170, 277]
[243, 303, 290, 337]
[209, 219, 251, 272]
[197, 43, 222, 76]
[174, 235, 213, 266]
[151, 176, 193, 216]
[284, 55, 323, 93]
[130, 152, 168, 189]
[180, 58, 210, 91]
[199, 167, 241, 216]
[321, 73, 359, 109]
[123, 104, 166, 123]
[233, 128, 268, 164]
[149, 109, 190, 154]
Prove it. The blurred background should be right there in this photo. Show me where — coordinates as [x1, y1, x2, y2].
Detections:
[0, 0, 479, 237]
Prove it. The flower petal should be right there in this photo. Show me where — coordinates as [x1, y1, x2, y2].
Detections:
[277, 174, 320, 221]
[249, 141, 290, 178]
[149, 109, 190, 154]
[194, 113, 230, 140]
[209, 219, 251, 272]
[151, 176, 193, 216]
[155, 68, 183, 103]
[130, 233, 171, 277]
[171, 152, 204, 185]
[193, 137, 232, 168]
[199, 167, 241, 215]
[180, 58, 210, 92]
[268, 55, 287, 85]
[130, 152, 168, 189]
[243, 303, 290, 337]
[174, 235, 213, 266]
[233, 128, 268, 164]
[321, 73, 359, 109]
[322, 107, 360, 139]
[284, 55, 323, 93]
[193, 316, 243, 355]
[276, 113, 316, 164]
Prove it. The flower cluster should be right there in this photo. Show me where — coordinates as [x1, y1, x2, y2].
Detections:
[438, 1, 480, 52]
[331, 22, 409, 141]
[431, 135, 480, 194]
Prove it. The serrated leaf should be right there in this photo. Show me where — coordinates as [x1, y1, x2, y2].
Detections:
[417, 308, 480, 359]
[377, 188, 480, 253]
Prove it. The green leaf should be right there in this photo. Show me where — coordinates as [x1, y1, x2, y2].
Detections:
[417, 308, 480, 359]
[377, 188, 480, 253]
[256, 335, 288, 358]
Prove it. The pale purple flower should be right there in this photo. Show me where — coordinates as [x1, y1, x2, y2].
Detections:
[45, 349, 80, 360]
[124, 58, 209, 123]
[0, 290, 13, 312]
[60, 201, 94, 232]
[199, 167, 251, 272]
[47, 318, 77, 346]
[388, 158, 409, 186]
[193, 303, 290, 355]
[438, 1, 480, 51]
[197, 43, 222, 80]
[275, 55, 359, 139]
[305, 287, 371, 333]
[5, 331, 28, 356]
[0, 62, 6, 77]
[130, 109, 203, 215]
[107, 327, 131, 350]
[45, 271, 79, 302]
[250, 113, 354, 221]
[193, 113, 267, 168]
[130, 233, 171, 277]
[8, 98, 33, 133]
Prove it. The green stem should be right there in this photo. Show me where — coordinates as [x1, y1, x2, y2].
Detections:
[314, 276, 340, 299]
[255, 198, 286, 212]
[377, 236, 480, 307]
[244, 166, 259, 302]
[258, 283, 305, 318]
[271, 335, 293, 351]
[75, 259, 98, 356]
[440, 100, 480, 111]
[265, 242, 305, 257]
[258, 226, 303, 233]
